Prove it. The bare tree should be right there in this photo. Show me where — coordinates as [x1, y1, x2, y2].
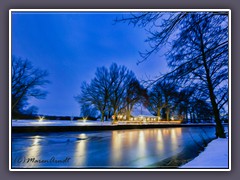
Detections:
[75, 66, 111, 122]
[108, 63, 137, 122]
[12, 56, 49, 116]
[166, 14, 228, 137]
[145, 79, 178, 121]
[123, 77, 146, 120]
[146, 82, 164, 118]
[76, 63, 143, 122]
[117, 12, 229, 138]
[173, 87, 195, 122]
[158, 80, 178, 121]
[173, 87, 214, 123]
[115, 11, 228, 64]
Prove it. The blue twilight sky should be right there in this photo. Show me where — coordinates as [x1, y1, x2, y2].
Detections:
[12, 12, 168, 116]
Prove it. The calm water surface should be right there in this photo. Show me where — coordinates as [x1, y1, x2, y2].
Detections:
[12, 127, 219, 168]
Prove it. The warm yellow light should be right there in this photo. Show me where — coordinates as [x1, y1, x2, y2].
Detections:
[82, 117, 88, 123]
[79, 133, 87, 139]
[38, 116, 44, 121]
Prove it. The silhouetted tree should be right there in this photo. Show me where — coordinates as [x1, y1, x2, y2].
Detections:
[146, 82, 164, 118]
[117, 11, 229, 138]
[160, 80, 178, 121]
[191, 98, 213, 123]
[172, 87, 196, 122]
[123, 77, 146, 120]
[12, 56, 49, 117]
[108, 63, 139, 122]
[76, 63, 142, 122]
[167, 13, 228, 137]
[146, 79, 178, 120]
[75, 66, 111, 122]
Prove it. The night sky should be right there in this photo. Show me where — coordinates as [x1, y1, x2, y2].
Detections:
[12, 12, 168, 116]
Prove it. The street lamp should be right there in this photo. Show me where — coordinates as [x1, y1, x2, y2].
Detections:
[82, 117, 88, 123]
[38, 116, 44, 122]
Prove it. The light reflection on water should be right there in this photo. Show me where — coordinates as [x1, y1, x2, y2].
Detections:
[171, 128, 179, 151]
[74, 134, 87, 166]
[137, 130, 146, 158]
[12, 127, 218, 168]
[110, 131, 123, 166]
[24, 135, 42, 167]
[157, 129, 163, 152]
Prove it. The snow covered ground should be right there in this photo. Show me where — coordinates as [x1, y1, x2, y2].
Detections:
[11, 119, 183, 127]
[181, 138, 229, 169]
[11, 119, 114, 127]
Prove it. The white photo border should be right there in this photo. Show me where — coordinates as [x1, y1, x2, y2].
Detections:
[9, 9, 231, 172]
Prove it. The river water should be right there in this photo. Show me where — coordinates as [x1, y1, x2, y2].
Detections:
[12, 126, 219, 168]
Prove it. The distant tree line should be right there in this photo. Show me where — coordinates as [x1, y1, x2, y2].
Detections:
[147, 80, 214, 123]
[75, 62, 220, 123]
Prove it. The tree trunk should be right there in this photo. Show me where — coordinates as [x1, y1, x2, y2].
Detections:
[126, 110, 131, 121]
[190, 111, 194, 123]
[200, 33, 226, 138]
[113, 109, 117, 122]
[101, 111, 105, 122]
[185, 109, 188, 122]
[166, 108, 170, 121]
[157, 108, 161, 120]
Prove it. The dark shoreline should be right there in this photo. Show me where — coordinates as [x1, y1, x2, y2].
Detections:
[146, 143, 210, 169]
[12, 124, 218, 133]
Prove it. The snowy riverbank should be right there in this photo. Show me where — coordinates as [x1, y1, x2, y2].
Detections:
[12, 119, 113, 127]
[181, 138, 229, 169]
[11, 119, 215, 127]
[11, 120, 219, 133]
